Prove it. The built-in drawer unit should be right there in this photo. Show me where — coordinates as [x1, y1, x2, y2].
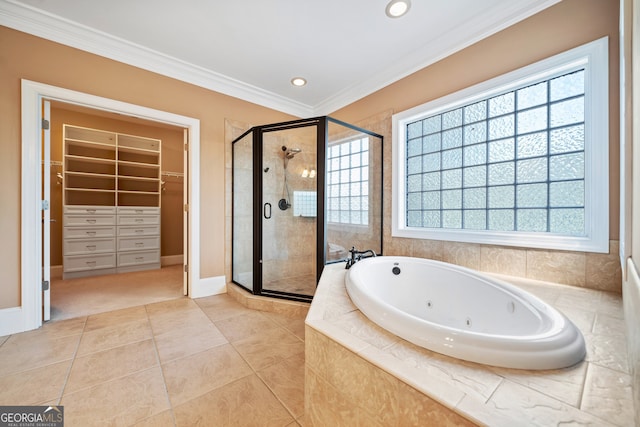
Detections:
[64, 238, 116, 256]
[64, 215, 116, 227]
[64, 226, 116, 239]
[117, 250, 160, 267]
[117, 215, 160, 226]
[63, 253, 117, 272]
[62, 204, 161, 278]
[64, 206, 116, 216]
[117, 236, 160, 252]
[62, 124, 162, 279]
[117, 225, 160, 237]
[115, 206, 161, 272]
[117, 207, 160, 216]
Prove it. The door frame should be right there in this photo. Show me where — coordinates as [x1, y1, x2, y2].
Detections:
[18, 79, 201, 333]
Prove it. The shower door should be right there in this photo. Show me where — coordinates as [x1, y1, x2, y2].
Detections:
[261, 122, 319, 298]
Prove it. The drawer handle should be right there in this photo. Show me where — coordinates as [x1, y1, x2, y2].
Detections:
[135, 219, 144, 223]
[135, 209, 143, 213]
[135, 229, 144, 234]
[86, 209, 96, 214]
[86, 261, 97, 266]
[135, 257, 144, 262]
[86, 219, 96, 224]
[86, 245, 96, 251]
[86, 231, 96, 236]
[135, 242, 144, 247]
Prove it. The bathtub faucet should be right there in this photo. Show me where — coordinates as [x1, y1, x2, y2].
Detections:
[345, 247, 377, 269]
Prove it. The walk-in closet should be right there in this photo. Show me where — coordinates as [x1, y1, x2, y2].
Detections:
[48, 102, 186, 320]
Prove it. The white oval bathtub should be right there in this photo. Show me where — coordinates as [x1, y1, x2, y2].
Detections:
[345, 256, 586, 370]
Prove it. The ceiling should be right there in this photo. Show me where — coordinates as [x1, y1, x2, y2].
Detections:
[1, 0, 559, 117]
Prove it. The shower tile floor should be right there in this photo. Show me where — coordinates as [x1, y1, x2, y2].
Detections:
[0, 292, 307, 425]
[263, 274, 317, 296]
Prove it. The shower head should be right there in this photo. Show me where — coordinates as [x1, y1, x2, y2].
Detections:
[285, 147, 302, 159]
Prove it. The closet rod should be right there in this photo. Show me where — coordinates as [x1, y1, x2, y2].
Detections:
[161, 171, 184, 178]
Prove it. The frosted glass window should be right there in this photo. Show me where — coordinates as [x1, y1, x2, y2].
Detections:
[401, 68, 589, 236]
[394, 39, 609, 252]
[327, 137, 369, 225]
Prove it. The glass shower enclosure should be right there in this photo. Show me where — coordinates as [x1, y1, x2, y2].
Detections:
[232, 116, 382, 302]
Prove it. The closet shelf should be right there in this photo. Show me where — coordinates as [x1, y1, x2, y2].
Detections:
[65, 138, 116, 149]
[118, 145, 160, 155]
[118, 190, 159, 195]
[118, 160, 160, 169]
[62, 124, 162, 279]
[65, 188, 116, 193]
[65, 171, 116, 179]
[65, 154, 116, 165]
[118, 175, 160, 182]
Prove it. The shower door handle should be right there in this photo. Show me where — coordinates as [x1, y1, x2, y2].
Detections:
[263, 202, 272, 219]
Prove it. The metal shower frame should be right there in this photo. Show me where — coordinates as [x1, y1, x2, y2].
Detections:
[231, 116, 384, 303]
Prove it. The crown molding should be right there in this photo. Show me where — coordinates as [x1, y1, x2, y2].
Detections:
[313, 0, 562, 115]
[0, 0, 314, 117]
[1, 0, 559, 118]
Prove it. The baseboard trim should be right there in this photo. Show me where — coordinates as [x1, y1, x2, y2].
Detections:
[50, 265, 63, 280]
[0, 307, 31, 336]
[161, 255, 184, 266]
[191, 275, 226, 299]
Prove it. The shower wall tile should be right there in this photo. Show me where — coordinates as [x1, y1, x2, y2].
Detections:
[526, 250, 586, 286]
[480, 246, 527, 277]
[585, 241, 622, 292]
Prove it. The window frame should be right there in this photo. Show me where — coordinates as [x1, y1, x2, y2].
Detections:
[392, 37, 609, 253]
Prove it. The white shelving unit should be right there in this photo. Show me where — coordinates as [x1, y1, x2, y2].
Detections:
[62, 124, 162, 279]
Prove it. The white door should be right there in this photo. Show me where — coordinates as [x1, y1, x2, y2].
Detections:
[42, 99, 51, 321]
[183, 128, 189, 295]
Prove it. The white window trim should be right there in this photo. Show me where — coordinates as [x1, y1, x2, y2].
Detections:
[392, 37, 609, 253]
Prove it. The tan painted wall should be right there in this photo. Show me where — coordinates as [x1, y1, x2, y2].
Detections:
[49, 105, 186, 265]
[0, 26, 292, 309]
[332, 0, 621, 240]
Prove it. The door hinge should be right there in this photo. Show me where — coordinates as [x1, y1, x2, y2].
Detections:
[184, 264, 188, 273]
[42, 280, 49, 291]
[184, 143, 189, 151]
[41, 200, 49, 210]
[42, 119, 50, 130]
[184, 203, 189, 212]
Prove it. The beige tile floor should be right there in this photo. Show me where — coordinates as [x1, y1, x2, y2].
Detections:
[0, 292, 307, 426]
[50, 265, 185, 321]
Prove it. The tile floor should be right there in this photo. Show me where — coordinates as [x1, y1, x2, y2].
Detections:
[50, 265, 185, 321]
[263, 273, 317, 297]
[0, 293, 307, 426]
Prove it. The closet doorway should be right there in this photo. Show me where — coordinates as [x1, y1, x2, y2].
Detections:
[45, 101, 188, 321]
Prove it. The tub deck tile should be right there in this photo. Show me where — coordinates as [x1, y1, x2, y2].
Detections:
[305, 263, 634, 427]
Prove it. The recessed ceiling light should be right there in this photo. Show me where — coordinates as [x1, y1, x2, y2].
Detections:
[291, 77, 307, 87]
[385, 0, 411, 18]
